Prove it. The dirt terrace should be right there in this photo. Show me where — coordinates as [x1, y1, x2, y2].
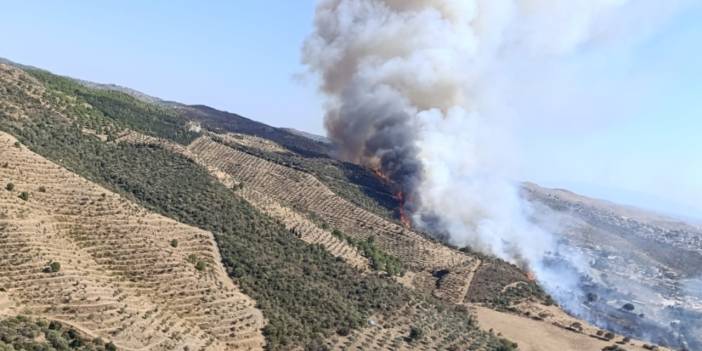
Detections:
[0, 132, 265, 351]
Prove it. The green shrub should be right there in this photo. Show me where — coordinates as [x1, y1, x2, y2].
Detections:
[38, 186, 47, 192]
[496, 338, 518, 351]
[170, 239, 178, 248]
[5, 183, 13, 191]
[43, 261, 61, 273]
[18, 191, 29, 201]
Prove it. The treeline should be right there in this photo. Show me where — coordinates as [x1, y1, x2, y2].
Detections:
[27, 69, 198, 144]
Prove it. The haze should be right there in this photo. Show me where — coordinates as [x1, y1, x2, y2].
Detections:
[2, 0, 700, 219]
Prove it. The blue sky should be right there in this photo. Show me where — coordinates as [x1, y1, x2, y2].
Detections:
[520, 5, 702, 219]
[1, 1, 322, 131]
[1, 1, 700, 219]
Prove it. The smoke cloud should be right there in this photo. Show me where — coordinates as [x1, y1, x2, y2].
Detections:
[303, 0, 685, 327]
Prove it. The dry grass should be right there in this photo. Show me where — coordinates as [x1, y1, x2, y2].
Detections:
[475, 306, 671, 351]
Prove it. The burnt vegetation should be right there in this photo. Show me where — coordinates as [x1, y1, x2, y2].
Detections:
[464, 252, 553, 310]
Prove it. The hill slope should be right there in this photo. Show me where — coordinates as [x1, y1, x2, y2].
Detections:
[0, 131, 265, 350]
[524, 183, 702, 350]
[0, 61, 679, 351]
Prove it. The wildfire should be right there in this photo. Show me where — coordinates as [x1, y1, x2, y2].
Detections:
[372, 168, 390, 183]
[395, 191, 412, 228]
[526, 271, 536, 282]
[372, 168, 412, 229]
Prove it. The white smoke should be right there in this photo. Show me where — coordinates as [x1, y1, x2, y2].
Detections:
[303, 0, 685, 313]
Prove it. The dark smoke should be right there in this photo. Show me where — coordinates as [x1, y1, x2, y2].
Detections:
[303, 1, 691, 348]
[326, 85, 422, 193]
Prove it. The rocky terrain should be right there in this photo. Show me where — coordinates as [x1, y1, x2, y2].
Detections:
[0, 59, 684, 350]
[524, 183, 702, 350]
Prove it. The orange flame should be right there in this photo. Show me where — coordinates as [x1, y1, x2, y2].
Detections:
[372, 168, 390, 183]
[395, 191, 412, 229]
[372, 168, 412, 229]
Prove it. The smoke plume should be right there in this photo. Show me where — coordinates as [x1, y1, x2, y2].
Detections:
[303, 0, 684, 320]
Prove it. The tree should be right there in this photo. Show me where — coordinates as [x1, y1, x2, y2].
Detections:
[622, 303, 635, 312]
[497, 338, 518, 351]
[586, 292, 598, 303]
[106, 341, 117, 351]
[170, 239, 178, 248]
[5, 183, 14, 191]
[44, 261, 61, 273]
[336, 325, 351, 336]
[19, 191, 29, 201]
[331, 229, 343, 239]
[408, 326, 423, 342]
[49, 320, 62, 330]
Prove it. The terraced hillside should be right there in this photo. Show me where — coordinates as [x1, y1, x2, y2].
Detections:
[188, 136, 468, 271]
[0, 60, 674, 351]
[117, 131, 371, 271]
[0, 63, 516, 350]
[0, 132, 265, 350]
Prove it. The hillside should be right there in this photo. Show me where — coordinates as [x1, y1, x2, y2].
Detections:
[0, 61, 677, 351]
[0, 131, 265, 350]
[524, 183, 702, 350]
